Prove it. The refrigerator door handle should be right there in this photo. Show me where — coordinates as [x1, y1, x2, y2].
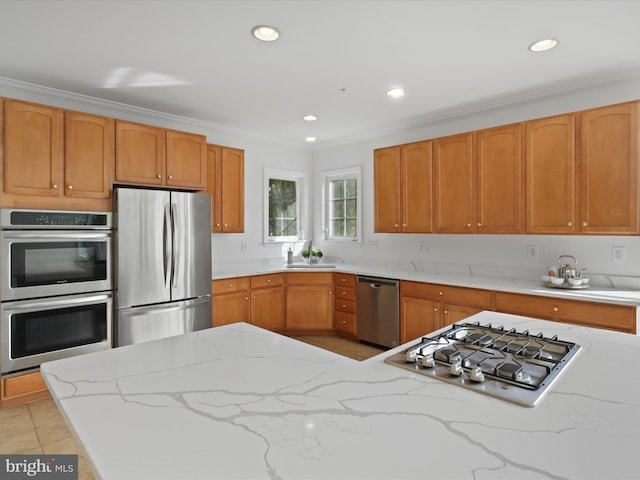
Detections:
[163, 203, 172, 288]
[170, 202, 178, 289]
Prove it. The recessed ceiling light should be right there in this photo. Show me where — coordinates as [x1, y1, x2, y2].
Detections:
[386, 87, 405, 98]
[251, 25, 279, 42]
[302, 115, 318, 122]
[528, 38, 558, 52]
[305, 137, 317, 143]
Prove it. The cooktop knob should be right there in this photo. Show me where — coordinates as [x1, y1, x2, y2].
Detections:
[420, 353, 435, 368]
[405, 350, 418, 363]
[449, 359, 464, 376]
[468, 366, 485, 383]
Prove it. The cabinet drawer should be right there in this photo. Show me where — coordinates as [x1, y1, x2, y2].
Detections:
[212, 276, 250, 294]
[286, 272, 333, 285]
[495, 292, 636, 334]
[2, 372, 48, 401]
[335, 298, 355, 314]
[401, 281, 493, 309]
[251, 273, 284, 289]
[334, 273, 356, 287]
[335, 311, 356, 334]
[335, 286, 355, 301]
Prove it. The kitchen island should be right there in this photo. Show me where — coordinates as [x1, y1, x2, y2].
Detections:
[41, 312, 640, 479]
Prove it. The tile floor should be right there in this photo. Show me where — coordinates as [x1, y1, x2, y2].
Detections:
[0, 335, 383, 480]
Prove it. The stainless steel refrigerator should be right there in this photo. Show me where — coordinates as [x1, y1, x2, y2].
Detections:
[114, 187, 212, 346]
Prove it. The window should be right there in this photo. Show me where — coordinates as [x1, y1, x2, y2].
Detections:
[264, 168, 306, 243]
[322, 167, 361, 242]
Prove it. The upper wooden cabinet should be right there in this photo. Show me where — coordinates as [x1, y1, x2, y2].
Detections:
[115, 120, 205, 190]
[3, 99, 64, 197]
[2, 99, 114, 210]
[475, 123, 523, 233]
[64, 111, 114, 199]
[525, 114, 576, 234]
[433, 132, 475, 232]
[204, 144, 244, 233]
[374, 140, 432, 233]
[578, 102, 639, 234]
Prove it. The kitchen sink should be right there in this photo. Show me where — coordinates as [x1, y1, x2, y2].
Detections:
[285, 263, 336, 269]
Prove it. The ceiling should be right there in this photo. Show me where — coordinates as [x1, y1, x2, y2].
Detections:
[2, 0, 640, 147]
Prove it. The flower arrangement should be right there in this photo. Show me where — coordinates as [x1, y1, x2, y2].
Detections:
[301, 248, 323, 261]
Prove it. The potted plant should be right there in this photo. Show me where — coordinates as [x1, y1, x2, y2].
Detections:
[301, 247, 323, 264]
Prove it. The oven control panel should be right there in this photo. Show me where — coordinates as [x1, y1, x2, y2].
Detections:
[1, 209, 112, 228]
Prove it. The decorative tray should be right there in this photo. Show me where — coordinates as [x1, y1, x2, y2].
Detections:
[543, 281, 590, 290]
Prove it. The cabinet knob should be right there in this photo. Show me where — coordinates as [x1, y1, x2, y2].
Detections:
[168, 175, 173, 180]
[252, 296, 256, 300]
[52, 184, 58, 189]
[157, 174, 162, 179]
[434, 307, 438, 312]
[342, 304, 347, 308]
[341, 278, 346, 283]
[402, 223, 407, 227]
[224, 223, 228, 227]
[444, 310, 448, 314]
[466, 223, 471, 228]
[267, 279, 271, 283]
[342, 320, 346, 325]
[553, 306, 559, 312]
[328, 291, 332, 295]
[227, 283, 233, 288]
[245, 297, 249, 301]
[582, 221, 587, 227]
[567, 221, 573, 227]
[438, 291, 444, 296]
[215, 223, 221, 227]
[476, 222, 482, 227]
[67, 185, 73, 190]
[394, 224, 399, 228]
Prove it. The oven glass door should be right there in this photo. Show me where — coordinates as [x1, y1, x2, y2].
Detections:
[1, 231, 111, 300]
[1, 293, 112, 374]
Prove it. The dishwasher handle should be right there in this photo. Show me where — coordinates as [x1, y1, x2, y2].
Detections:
[357, 276, 399, 288]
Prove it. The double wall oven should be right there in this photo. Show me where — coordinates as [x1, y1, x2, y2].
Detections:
[0, 209, 113, 375]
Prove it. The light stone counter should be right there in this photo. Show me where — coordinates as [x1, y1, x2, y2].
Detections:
[212, 257, 640, 307]
[42, 312, 640, 479]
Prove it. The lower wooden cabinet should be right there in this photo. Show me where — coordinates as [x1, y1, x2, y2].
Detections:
[495, 291, 636, 334]
[1, 371, 49, 409]
[400, 280, 493, 343]
[212, 274, 285, 331]
[286, 272, 334, 331]
[334, 273, 357, 337]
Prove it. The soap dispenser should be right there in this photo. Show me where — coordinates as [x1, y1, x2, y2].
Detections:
[286, 247, 293, 265]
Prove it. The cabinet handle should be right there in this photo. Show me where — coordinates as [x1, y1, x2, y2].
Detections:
[157, 174, 162, 179]
[553, 306, 559, 312]
[67, 185, 73, 190]
[582, 221, 587, 227]
[52, 184, 58, 189]
[567, 221, 573, 227]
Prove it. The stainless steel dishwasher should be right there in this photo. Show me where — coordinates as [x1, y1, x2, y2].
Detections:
[356, 276, 400, 348]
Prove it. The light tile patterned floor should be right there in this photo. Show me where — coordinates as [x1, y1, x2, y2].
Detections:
[0, 335, 383, 479]
[0, 398, 95, 479]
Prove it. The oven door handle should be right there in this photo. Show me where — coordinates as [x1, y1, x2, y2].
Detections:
[1, 232, 111, 240]
[3, 293, 112, 312]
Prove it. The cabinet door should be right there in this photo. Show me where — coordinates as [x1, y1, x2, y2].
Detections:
[166, 129, 206, 189]
[286, 285, 333, 330]
[251, 286, 285, 331]
[525, 114, 576, 233]
[475, 124, 523, 233]
[220, 147, 244, 232]
[434, 133, 474, 232]
[442, 304, 483, 327]
[578, 102, 639, 234]
[205, 144, 223, 232]
[402, 141, 433, 232]
[64, 111, 114, 199]
[212, 291, 250, 326]
[115, 120, 165, 186]
[401, 296, 440, 343]
[4, 99, 63, 196]
[374, 146, 401, 232]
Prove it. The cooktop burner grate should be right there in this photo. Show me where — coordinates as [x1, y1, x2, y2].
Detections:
[384, 322, 581, 407]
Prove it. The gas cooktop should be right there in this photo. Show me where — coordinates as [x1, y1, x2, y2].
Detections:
[384, 322, 581, 407]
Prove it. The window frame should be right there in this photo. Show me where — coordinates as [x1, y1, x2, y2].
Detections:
[321, 166, 362, 244]
[264, 167, 306, 244]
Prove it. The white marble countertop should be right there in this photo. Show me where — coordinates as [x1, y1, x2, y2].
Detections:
[212, 257, 640, 307]
[42, 312, 640, 480]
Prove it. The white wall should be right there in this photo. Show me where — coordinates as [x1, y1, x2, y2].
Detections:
[311, 72, 640, 278]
